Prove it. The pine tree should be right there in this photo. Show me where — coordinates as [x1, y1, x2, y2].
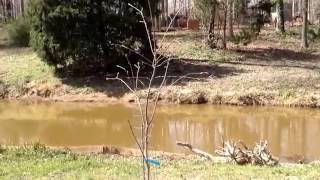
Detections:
[28, 0, 160, 74]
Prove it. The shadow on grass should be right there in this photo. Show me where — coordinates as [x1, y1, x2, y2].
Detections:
[228, 48, 320, 70]
[234, 48, 320, 62]
[57, 58, 245, 98]
[0, 44, 23, 50]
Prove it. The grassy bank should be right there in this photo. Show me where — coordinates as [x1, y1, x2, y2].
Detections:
[1, 145, 320, 179]
[0, 25, 320, 107]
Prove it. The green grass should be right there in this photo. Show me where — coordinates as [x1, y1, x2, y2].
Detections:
[0, 145, 139, 179]
[0, 48, 56, 86]
[0, 23, 8, 45]
[0, 24, 58, 94]
[159, 27, 320, 63]
[1, 145, 320, 179]
[158, 31, 242, 62]
[268, 25, 320, 52]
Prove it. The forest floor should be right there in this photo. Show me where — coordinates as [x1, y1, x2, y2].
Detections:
[0, 25, 320, 107]
[1, 145, 320, 179]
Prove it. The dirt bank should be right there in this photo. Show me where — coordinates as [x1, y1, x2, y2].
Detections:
[2, 57, 319, 108]
[0, 28, 320, 107]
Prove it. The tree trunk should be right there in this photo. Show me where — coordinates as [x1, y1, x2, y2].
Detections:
[223, 6, 227, 49]
[308, 0, 310, 22]
[277, 0, 285, 33]
[208, 1, 217, 49]
[298, 0, 302, 15]
[1, 0, 5, 21]
[20, 0, 24, 14]
[227, 0, 234, 38]
[12, 0, 15, 18]
[302, 0, 309, 48]
[209, 2, 216, 34]
[292, 0, 295, 18]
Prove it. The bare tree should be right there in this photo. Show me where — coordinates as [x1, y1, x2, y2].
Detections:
[222, 2, 227, 49]
[20, 0, 24, 15]
[0, 0, 5, 21]
[107, 3, 183, 179]
[292, 0, 295, 18]
[0, 0, 25, 20]
[302, 0, 309, 48]
[277, 0, 285, 33]
[227, 0, 234, 38]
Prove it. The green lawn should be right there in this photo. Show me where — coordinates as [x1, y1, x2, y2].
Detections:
[158, 26, 320, 62]
[1, 145, 320, 179]
[0, 48, 57, 85]
[0, 25, 58, 94]
[0, 23, 8, 45]
[157, 31, 242, 62]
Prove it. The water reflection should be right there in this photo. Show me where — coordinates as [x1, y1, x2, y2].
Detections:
[0, 102, 319, 161]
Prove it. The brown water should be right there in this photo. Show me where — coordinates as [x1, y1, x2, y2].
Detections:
[0, 101, 320, 162]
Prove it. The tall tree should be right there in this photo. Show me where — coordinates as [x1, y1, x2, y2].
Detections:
[1, 0, 5, 21]
[20, 0, 24, 14]
[227, 0, 234, 38]
[223, 2, 227, 49]
[276, 0, 285, 33]
[292, 0, 295, 18]
[209, 0, 217, 34]
[302, 0, 309, 48]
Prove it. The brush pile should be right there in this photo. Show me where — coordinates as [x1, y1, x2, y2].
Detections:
[215, 140, 278, 166]
[177, 140, 278, 166]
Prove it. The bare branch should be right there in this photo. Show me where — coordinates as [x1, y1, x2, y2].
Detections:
[128, 3, 155, 57]
[176, 142, 215, 161]
[149, 60, 170, 125]
[170, 72, 209, 86]
[127, 119, 145, 159]
[112, 43, 153, 65]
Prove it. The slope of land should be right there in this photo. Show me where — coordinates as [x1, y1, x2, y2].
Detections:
[0, 25, 320, 107]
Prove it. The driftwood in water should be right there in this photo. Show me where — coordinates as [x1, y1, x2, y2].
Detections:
[216, 140, 279, 166]
[176, 142, 215, 160]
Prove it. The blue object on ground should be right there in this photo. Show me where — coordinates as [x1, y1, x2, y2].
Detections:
[146, 159, 161, 167]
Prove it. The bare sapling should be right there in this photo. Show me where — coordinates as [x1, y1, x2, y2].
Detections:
[107, 2, 183, 180]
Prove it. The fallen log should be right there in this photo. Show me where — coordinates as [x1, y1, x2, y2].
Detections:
[176, 142, 215, 161]
[177, 140, 278, 166]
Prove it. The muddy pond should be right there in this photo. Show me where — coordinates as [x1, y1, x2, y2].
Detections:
[0, 101, 320, 162]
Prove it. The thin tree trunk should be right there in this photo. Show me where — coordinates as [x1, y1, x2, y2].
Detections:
[12, 0, 15, 18]
[277, 0, 285, 33]
[1, 0, 5, 21]
[144, 120, 150, 180]
[4, 0, 6, 21]
[161, 0, 165, 27]
[308, 0, 310, 22]
[292, 0, 295, 18]
[302, 0, 309, 48]
[298, 0, 302, 14]
[209, 1, 216, 34]
[227, 0, 234, 38]
[223, 5, 227, 49]
[20, 0, 24, 14]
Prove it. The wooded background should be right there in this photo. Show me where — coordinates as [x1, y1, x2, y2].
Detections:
[0, 0, 26, 21]
[1, 0, 319, 25]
